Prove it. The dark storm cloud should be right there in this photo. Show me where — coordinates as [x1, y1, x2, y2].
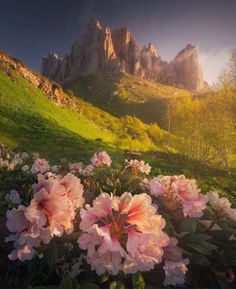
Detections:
[0, 0, 235, 82]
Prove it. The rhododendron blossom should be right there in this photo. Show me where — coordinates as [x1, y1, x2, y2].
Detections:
[163, 259, 189, 286]
[207, 192, 236, 221]
[78, 192, 169, 275]
[163, 237, 189, 286]
[69, 162, 83, 173]
[6, 173, 84, 261]
[5, 189, 21, 205]
[81, 164, 94, 176]
[150, 175, 208, 217]
[125, 159, 151, 175]
[30, 158, 50, 174]
[6, 205, 50, 261]
[90, 151, 112, 167]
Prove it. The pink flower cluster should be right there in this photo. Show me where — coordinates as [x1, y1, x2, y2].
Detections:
[207, 192, 236, 221]
[30, 158, 50, 174]
[6, 173, 84, 261]
[163, 237, 189, 286]
[150, 175, 208, 218]
[78, 192, 169, 275]
[69, 162, 94, 176]
[125, 159, 151, 175]
[90, 151, 112, 167]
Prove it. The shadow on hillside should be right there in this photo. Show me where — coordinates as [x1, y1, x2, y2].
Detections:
[0, 108, 120, 163]
[64, 73, 169, 128]
[1, 104, 235, 193]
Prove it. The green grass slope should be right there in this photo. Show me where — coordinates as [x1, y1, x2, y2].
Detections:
[0, 61, 174, 161]
[65, 73, 191, 127]
[0, 59, 235, 192]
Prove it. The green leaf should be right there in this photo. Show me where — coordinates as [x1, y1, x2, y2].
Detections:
[32, 287, 49, 289]
[189, 253, 211, 266]
[177, 218, 197, 234]
[72, 279, 81, 289]
[44, 241, 58, 268]
[109, 281, 125, 289]
[81, 282, 99, 289]
[186, 240, 217, 255]
[132, 272, 145, 289]
[99, 272, 109, 283]
[59, 276, 73, 289]
[183, 233, 212, 243]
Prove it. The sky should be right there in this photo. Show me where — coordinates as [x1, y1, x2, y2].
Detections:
[0, 0, 236, 84]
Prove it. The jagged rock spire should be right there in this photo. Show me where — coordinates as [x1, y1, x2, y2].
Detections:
[41, 19, 207, 91]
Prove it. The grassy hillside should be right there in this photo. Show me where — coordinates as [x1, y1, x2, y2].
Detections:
[0, 59, 235, 192]
[65, 73, 191, 127]
[0, 61, 174, 161]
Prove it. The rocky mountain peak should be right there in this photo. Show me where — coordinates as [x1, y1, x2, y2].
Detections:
[142, 43, 159, 57]
[87, 17, 102, 32]
[41, 19, 207, 91]
[170, 44, 205, 90]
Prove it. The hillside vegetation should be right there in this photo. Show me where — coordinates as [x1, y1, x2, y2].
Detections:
[0, 60, 174, 161]
[66, 70, 236, 171]
[65, 73, 191, 127]
[0, 56, 236, 192]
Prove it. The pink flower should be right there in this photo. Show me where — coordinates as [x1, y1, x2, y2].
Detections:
[163, 237, 189, 286]
[78, 192, 169, 275]
[81, 165, 94, 176]
[5, 189, 21, 205]
[69, 162, 83, 173]
[60, 173, 84, 209]
[6, 205, 28, 233]
[6, 173, 84, 261]
[149, 177, 167, 196]
[150, 175, 208, 218]
[207, 192, 236, 221]
[90, 151, 112, 167]
[30, 158, 50, 174]
[27, 173, 84, 235]
[163, 259, 189, 286]
[125, 159, 151, 175]
[8, 244, 36, 262]
[5, 205, 49, 261]
[164, 237, 183, 261]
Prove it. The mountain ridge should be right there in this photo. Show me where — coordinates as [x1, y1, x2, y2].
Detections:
[41, 18, 207, 91]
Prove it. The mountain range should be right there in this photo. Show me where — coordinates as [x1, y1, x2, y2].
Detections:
[41, 18, 208, 91]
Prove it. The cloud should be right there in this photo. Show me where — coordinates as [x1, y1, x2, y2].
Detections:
[199, 46, 234, 85]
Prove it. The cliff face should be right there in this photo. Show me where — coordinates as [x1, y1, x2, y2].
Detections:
[0, 50, 74, 107]
[41, 18, 207, 91]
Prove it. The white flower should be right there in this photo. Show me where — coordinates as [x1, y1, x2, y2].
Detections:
[12, 154, 23, 165]
[5, 190, 21, 205]
[32, 152, 40, 160]
[207, 192, 236, 221]
[21, 165, 29, 172]
[0, 158, 9, 168]
[125, 159, 151, 175]
[51, 165, 60, 173]
[90, 151, 112, 167]
[21, 152, 29, 159]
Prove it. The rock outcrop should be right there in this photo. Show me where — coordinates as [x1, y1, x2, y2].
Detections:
[41, 18, 207, 91]
[0, 50, 76, 107]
